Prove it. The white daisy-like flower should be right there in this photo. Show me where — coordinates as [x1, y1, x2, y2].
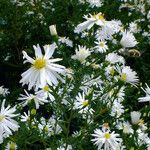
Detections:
[119, 66, 139, 85]
[94, 41, 108, 53]
[96, 20, 122, 40]
[91, 129, 122, 150]
[105, 53, 125, 65]
[87, 0, 102, 8]
[74, 92, 93, 115]
[71, 45, 91, 63]
[0, 86, 10, 97]
[5, 141, 17, 150]
[38, 117, 52, 137]
[110, 101, 124, 118]
[20, 111, 30, 122]
[138, 84, 150, 102]
[20, 43, 66, 90]
[35, 85, 55, 102]
[74, 12, 106, 33]
[0, 100, 19, 144]
[120, 31, 138, 48]
[130, 111, 141, 124]
[58, 37, 73, 47]
[116, 121, 133, 134]
[18, 90, 48, 109]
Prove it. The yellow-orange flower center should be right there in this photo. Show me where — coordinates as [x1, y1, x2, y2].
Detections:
[34, 58, 46, 70]
[43, 85, 49, 92]
[82, 100, 89, 107]
[104, 133, 111, 139]
[121, 73, 127, 81]
[9, 142, 16, 150]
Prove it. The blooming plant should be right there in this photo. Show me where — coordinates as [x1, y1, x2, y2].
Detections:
[0, 0, 150, 150]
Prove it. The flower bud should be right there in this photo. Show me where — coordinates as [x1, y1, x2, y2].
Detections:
[130, 111, 141, 124]
[49, 25, 57, 36]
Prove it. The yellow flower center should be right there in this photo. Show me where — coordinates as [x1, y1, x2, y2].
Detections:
[34, 58, 46, 70]
[104, 133, 111, 139]
[138, 119, 144, 126]
[121, 73, 127, 81]
[43, 85, 49, 92]
[44, 126, 49, 132]
[9, 142, 16, 150]
[92, 13, 105, 21]
[130, 147, 134, 150]
[0, 114, 5, 122]
[99, 43, 105, 47]
[82, 100, 89, 107]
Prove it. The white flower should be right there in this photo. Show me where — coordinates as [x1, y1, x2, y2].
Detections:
[130, 111, 141, 124]
[138, 84, 150, 102]
[110, 101, 124, 118]
[20, 43, 66, 90]
[74, 92, 93, 116]
[94, 41, 108, 53]
[58, 37, 73, 47]
[119, 66, 139, 85]
[5, 141, 17, 150]
[20, 111, 30, 122]
[96, 20, 122, 40]
[74, 12, 106, 33]
[38, 117, 52, 136]
[116, 121, 133, 134]
[0, 86, 10, 97]
[0, 100, 19, 144]
[120, 31, 138, 48]
[18, 90, 48, 109]
[87, 0, 102, 8]
[91, 129, 122, 150]
[35, 85, 55, 102]
[105, 53, 125, 65]
[49, 25, 57, 36]
[71, 45, 91, 63]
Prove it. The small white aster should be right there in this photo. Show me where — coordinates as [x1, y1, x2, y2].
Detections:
[119, 66, 139, 85]
[5, 141, 17, 150]
[138, 84, 150, 102]
[94, 41, 108, 53]
[120, 31, 138, 48]
[20, 43, 66, 90]
[0, 100, 19, 144]
[71, 45, 91, 63]
[18, 90, 48, 109]
[74, 12, 106, 33]
[91, 128, 122, 150]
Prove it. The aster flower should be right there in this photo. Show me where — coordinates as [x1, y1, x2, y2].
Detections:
[20, 43, 66, 90]
[87, 0, 102, 8]
[0, 86, 10, 97]
[74, 92, 93, 116]
[94, 40, 108, 53]
[116, 121, 133, 134]
[119, 66, 139, 85]
[120, 31, 138, 48]
[91, 128, 122, 150]
[0, 100, 19, 144]
[96, 20, 122, 40]
[18, 90, 48, 109]
[71, 45, 91, 63]
[138, 84, 150, 102]
[105, 53, 125, 65]
[74, 12, 106, 33]
[20, 111, 30, 122]
[130, 111, 141, 124]
[58, 37, 73, 47]
[5, 141, 17, 150]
